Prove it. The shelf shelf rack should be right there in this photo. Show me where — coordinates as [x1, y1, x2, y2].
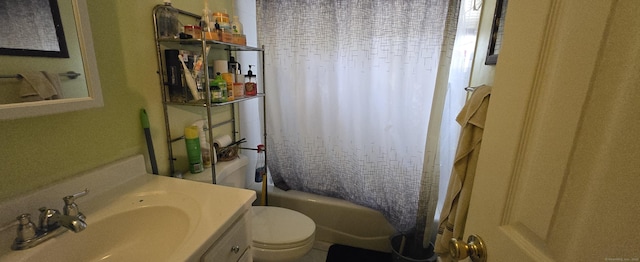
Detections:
[152, 5, 267, 193]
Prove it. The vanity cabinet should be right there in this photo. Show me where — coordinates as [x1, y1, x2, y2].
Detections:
[201, 211, 252, 262]
[152, 5, 266, 182]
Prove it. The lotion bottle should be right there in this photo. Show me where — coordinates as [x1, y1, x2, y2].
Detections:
[244, 65, 257, 96]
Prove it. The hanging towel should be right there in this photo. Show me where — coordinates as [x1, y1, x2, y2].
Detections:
[434, 85, 492, 259]
[18, 71, 63, 102]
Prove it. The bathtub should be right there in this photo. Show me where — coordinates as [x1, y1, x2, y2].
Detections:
[184, 155, 397, 252]
[249, 184, 398, 252]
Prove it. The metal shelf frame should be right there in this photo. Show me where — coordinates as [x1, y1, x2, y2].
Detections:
[152, 5, 267, 189]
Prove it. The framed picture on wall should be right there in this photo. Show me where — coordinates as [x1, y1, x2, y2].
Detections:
[485, 0, 508, 65]
[0, 0, 70, 58]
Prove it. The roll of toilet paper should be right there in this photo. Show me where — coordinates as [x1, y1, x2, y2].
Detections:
[213, 135, 233, 149]
[213, 60, 229, 74]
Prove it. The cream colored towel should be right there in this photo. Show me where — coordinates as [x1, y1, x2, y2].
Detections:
[18, 71, 63, 102]
[434, 85, 492, 259]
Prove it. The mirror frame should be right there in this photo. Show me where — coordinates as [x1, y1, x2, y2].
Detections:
[0, 0, 102, 120]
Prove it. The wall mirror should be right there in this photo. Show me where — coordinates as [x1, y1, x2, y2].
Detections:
[0, 0, 102, 120]
[485, 0, 508, 65]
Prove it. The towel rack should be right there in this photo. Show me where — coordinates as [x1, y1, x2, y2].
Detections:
[0, 71, 82, 80]
[465, 85, 486, 92]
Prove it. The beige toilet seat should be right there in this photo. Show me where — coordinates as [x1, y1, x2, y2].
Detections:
[251, 206, 316, 249]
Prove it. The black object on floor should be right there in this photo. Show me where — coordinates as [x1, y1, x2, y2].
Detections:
[326, 244, 392, 262]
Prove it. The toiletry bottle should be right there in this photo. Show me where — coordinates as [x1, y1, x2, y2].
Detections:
[226, 77, 235, 101]
[255, 144, 266, 182]
[198, 125, 211, 168]
[210, 78, 221, 103]
[210, 72, 227, 103]
[201, 3, 211, 39]
[233, 68, 244, 98]
[229, 56, 244, 97]
[244, 65, 257, 96]
[214, 20, 221, 40]
[221, 72, 234, 101]
[229, 56, 241, 77]
[184, 126, 203, 174]
[231, 15, 243, 34]
[156, 0, 179, 39]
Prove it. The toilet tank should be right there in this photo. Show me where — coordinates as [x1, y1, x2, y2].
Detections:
[183, 154, 249, 188]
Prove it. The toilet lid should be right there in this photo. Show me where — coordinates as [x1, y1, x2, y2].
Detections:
[251, 206, 316, 249]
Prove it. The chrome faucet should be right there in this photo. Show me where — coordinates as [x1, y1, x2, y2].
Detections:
[12, 189, 89, 250]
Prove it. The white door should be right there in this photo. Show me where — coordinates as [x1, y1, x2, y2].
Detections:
[463, 0, 640, 261]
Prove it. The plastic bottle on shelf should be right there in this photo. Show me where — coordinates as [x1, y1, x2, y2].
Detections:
[156, 0, 180, 39]
[233, 67, 244, 98]
[254, 144, 266, 182]
[201, 3, 211, 38]
[231, 15, 243, 34]
[221, 72, 234, 101]
[197, 123, 212, 168]
[226, 78, 235, 101]
[212, 10, 230, 28]
[244, 65, 257, 96]
[229, 56, 241, 76]
[210, 72, 227, 103]
[229, 56, 244, 98]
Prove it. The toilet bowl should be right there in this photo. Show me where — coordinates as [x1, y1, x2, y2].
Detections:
[252, 206, 315, 262]
[183, 155, 316, 262]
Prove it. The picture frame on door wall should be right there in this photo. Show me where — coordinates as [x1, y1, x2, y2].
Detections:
[485, 0, 508, 65]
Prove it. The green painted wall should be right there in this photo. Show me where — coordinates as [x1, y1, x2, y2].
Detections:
[0, 0, 233, 202]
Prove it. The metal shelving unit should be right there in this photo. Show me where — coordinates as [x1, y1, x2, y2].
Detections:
[152, 5, 266, 185]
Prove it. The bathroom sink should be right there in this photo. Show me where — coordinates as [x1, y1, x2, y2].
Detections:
[8, 188, 202, 262]
[0, 164, 256, 262]
[24, 205, 191, 261]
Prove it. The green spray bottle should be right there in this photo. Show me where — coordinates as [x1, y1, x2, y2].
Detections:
[184, 125, 203, 173]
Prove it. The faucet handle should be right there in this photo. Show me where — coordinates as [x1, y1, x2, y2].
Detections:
[15, 214, 37, 242]
[63, 188, 89, 203]
[63, 188, 88, 217]
[38, 207, 60, 232]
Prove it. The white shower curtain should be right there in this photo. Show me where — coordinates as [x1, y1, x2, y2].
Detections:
[258, 0, 457, 233]
[418, 0, 481, 246]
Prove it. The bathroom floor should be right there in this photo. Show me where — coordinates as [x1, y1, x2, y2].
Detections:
[296, 248, 328, 262]
[297, 241, 331, 262]
[294, 242, 330, 262]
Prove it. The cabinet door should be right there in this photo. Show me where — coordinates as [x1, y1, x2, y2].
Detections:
[237, 248, 252, 262]
[201, 212, 251, 262]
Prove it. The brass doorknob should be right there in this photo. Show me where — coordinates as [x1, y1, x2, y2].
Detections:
[449, 234, 487, 262]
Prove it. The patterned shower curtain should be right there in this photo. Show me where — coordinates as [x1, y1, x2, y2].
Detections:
[258, 0, 459, 233]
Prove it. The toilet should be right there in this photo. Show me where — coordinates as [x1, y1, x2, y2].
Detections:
[183, 155, 316, 262]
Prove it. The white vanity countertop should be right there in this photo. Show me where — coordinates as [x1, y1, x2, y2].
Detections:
[0, 155, 256, 262]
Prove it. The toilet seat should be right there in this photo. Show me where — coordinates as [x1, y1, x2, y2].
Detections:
[251, 206, 315, 250]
